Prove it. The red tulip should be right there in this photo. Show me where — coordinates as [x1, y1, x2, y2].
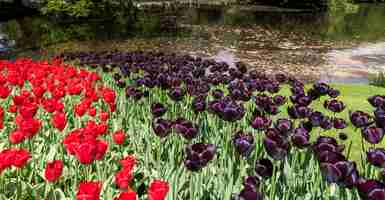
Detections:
[75, 104, 88, 117]
[13, 95, 25, 106]
[76, 181, 102, 200]
[102, 88, 116, 104]
[0, 148, 30, 171]
[44, 160, 64, 182]
[52, 112, 67, 131]
[68, 84, 83, 95]
[42, 98, 57, 113]
[96, 123, 108, 135]
[9, 130, 26, 144]
[75, 141, 97, 165]
[19, 102, 38, 119]
[99, 111, 109, 121]
[95, 140, 108, 160]
[55, 101, 65, 112]
[88, 107, 97, 117]
[0, 85, 10, 98]
[109, 103, 116, 113]
[113, 130, 126, 145]
[115, 168, 133, 189]
[12, 149, 31, 168]
[119, 155, 136, 170]
[114, 191, 137, 200]
[32, 86, 46, 98]
[8, 104, 17, 113]
[148, 180, 169, 200]
[19, 117, 41, 138]
[52, 86, 66, 99]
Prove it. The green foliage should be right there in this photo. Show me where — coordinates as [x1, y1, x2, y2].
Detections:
[328, 0, 358, 13]
[369, 71, 385, 88]
[41, 0, 95, 17]
[39, 0, 137, 19]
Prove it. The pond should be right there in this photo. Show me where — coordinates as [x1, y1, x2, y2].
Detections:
[1, 3, 385, 83]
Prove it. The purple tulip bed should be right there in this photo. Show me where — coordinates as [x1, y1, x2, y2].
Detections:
[56, 50, 385, 200]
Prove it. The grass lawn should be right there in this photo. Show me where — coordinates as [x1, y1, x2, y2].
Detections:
[284, 84, 385, 170]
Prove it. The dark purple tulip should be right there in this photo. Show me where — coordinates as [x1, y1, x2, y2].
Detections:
[290, 85, 305, 96]
[274, 119, 293, 135]
[287, 105, 312, 119]
[192, 96, 206, 113]
[222, 103, 246, 122]
[243, 176, 260, 191]
[328, 88, 340, 98]
[126, 86, 137, 97]
[232, 89, 252, 101]
[233, 188, 264, 200]
[136, 77, 146, 86]
[273, 95, 286, 106]
[375, 109, 385, 128]
[266, 82, 280, 94]
[126, 86, 148, 100]
[209, 97, 245, 122]
[312, 136, 345, 155]
[338, 132, 348, 141]
[317, 151, 346, 164]
[309, 111, 325, 127]
[119, 65, 130, 76]
[324, 99, 345, 113]
[313, 82, 330, 95]
[362, 126, 384, 144]
[292, 128, 310, 148]
[229, 68, 243, 79]
[265, 105, 280, 115]
[174, 118, 199, 140]
[367, 148, 385, 168]
[275, 73, 287, 83]
[299, 120, 313, 132]
[357, 179, 385, 200]
[368, 95, 385, 108]
[212, 89, 224, 99]
[307, 88, 321, 100]
[320, 161, 359, 188]
[144, 77, 157, 88]
[254, 95, 273, 107]
[333, 118, 347, 129]
[263, 128, 290, 160]
[255, 158, 273, 178]
[151, 103, 167, 118]
[184, 143, 216, 171]
[350, 111, 372, 128]
[232, 131, 255, 157]
[251, 116, 272, 130]
[116, 79, 126, 88]
[320, 117, 333, 130]
[290, 94, 311, 107]
[152, 118, 172, 138]
[296, 106, 312, 119]
[168, 87, 185, 101]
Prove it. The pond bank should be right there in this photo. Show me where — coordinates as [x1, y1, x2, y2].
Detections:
[2, 3, 385, 83]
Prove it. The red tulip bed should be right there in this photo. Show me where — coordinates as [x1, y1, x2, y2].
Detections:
[1, 52, 385, 200]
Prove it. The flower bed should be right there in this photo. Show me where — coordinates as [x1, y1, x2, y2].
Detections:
[1, 51, 385, 199]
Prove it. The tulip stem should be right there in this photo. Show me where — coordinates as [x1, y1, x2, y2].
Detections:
[44, 183, 51, 200]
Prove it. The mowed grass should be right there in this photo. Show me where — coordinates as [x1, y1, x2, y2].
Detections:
[279, 84, 385, 169]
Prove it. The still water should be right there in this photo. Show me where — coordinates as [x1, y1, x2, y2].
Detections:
[1, 3, 385, 82]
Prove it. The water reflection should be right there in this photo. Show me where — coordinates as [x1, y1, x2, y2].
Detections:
[1, 4, 385, 82]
